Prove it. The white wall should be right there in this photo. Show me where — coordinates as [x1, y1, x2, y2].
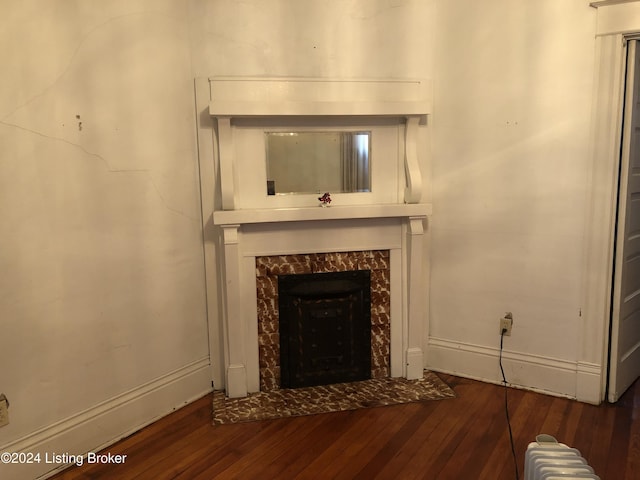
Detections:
[0, 1, 210, 478]
[428, 0, 598, 396]
[188, 0, 435, 80]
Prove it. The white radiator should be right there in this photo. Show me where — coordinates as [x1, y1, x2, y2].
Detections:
[524, 434, 600, 480]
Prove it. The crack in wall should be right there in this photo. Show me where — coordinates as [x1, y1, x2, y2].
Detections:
[1, 10, 181, 123]
[0, 120, 198, 221]
[1, 119, 143, 173]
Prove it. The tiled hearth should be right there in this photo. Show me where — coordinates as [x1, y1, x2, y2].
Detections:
[256, 250, 391, 391]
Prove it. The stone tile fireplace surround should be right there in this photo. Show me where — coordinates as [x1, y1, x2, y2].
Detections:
[256, 250, 391, 392]
[199, 77, 433, 397]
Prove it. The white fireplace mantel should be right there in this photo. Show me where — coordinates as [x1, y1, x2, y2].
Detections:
[198, 77, 433, 397]
[213, 210, 430, 398]
[213, 203, 432, 226]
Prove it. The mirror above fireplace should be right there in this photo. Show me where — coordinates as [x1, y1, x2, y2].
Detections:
[207, 77, 431, 210]
[265, 131, 371, 195]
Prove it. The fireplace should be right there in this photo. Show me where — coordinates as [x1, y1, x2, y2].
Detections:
[279, 270, 371, 388]
[200, 77, 431, 397]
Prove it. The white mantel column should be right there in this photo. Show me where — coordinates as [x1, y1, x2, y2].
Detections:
[220, 224, 248, 398]
[406, 216, 426, 379]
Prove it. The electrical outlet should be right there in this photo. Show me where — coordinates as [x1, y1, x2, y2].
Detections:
[0, 395, 8, 427]
[500, 313, 513, 336]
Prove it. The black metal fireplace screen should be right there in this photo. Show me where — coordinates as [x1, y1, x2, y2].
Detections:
[278, 270, 372, 388]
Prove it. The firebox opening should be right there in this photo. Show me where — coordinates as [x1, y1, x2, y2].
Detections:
[278, 270, 372, 388]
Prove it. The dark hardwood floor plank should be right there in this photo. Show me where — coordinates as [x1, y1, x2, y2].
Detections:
[346, 401, 445, 479]
[131, 422, 239, 479]
[470, 389, 526, 479]
[172, 421, 278, 479]
[187, 415, 330, 480]
[52, 396, 213, 480]
[585, 404, 617, 476]
[603, 398, 632, 479]
[379, 376, 499, 479]
[506, 389, 556, 479]
[538, 396, 573, 437]
[320, 404, 428, 480]
[293, 403, 420, 479]
[215, 412, 352, 479]
[573, 401, 605, 466]
[625, 383, 640, 480]
[431, 386, 512, 480]
[555, 394, 585, 446]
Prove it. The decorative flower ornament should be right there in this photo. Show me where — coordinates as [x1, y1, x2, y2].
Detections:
[318, 192, 331, 207]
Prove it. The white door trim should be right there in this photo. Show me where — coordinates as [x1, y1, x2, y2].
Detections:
[583, 1, 640, 402]
[608, 39, 640, 402]
[581, 33, 628, 404]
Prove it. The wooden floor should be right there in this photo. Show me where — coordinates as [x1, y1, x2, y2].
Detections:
[50, 374, 640, 479]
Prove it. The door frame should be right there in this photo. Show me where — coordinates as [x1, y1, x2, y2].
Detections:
[607, 38, 640, 402]
[582, 1, 640, 404]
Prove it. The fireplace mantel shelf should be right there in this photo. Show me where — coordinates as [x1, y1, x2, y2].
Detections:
[213, 203, 432, 226]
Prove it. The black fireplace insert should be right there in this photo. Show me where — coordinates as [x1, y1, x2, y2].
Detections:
[278, 270, 372, 388]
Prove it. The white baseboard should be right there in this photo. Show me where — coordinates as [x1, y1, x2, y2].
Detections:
[576, 361, 604, 405]
[426, 337, 602, 402]
[0, 358, 212, 480]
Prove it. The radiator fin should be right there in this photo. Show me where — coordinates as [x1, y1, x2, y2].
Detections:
[524, 434, 600, 480]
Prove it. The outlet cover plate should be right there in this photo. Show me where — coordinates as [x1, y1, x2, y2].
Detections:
[500, 317, 512, 336]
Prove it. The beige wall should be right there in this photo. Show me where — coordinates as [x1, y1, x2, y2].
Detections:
[0, 1, 209, 475]
[0, 0, 611, 477]
[430, 0, 597, 387]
